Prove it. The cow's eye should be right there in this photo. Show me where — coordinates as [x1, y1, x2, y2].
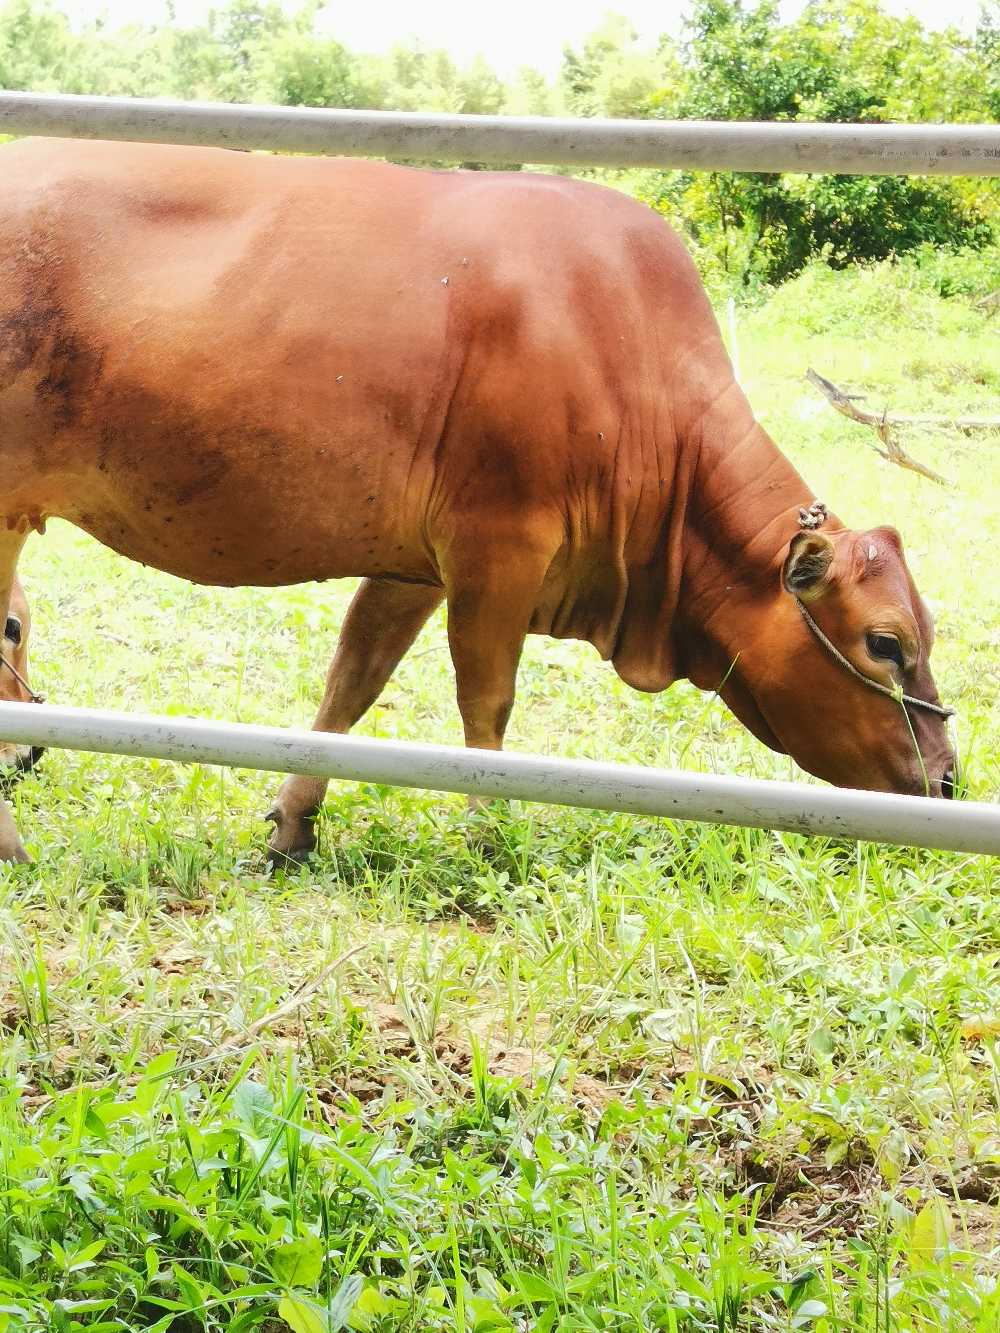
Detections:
[4, 617, 21, 646]
[867, 632, 904, 670]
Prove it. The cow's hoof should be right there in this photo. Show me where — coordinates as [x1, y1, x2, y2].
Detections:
[265, 805, 316, 873]
[266, 844, 314, 873]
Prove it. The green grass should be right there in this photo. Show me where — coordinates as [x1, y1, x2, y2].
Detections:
[0, 255, 999, 1331]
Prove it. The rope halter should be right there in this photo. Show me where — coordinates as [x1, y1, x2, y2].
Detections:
[795, 599, 954, 720]
[0, 653, 44, 705]
[793, 502, 954, 721]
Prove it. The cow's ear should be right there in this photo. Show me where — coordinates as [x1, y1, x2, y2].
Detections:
[783, 531, 835, 602]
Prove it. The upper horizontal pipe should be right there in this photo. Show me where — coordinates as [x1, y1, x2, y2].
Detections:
[2, 92, 999, 175]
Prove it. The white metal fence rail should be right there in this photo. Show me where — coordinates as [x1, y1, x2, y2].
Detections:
[1, 91, 998, 174]
[0, 91, 997, 854]
[0, 702, 997, 855]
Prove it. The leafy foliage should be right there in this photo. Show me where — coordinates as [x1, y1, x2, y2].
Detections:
[2, 0, 997, 285]
[560, 14, 679, 120]
[643, 0, 998, 284]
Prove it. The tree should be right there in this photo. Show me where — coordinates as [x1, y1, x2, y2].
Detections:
[561, 15, 678, 120]
[0, 0, 76, 90]
[209, 0, 288, 102]
[646, 0, 996, 285]
[506, 65, 559, 117]
[259, 30, 374, 109]
[978, 0, 1000, 121]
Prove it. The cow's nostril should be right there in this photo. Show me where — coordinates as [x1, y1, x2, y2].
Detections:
[941, 767, 956, 799]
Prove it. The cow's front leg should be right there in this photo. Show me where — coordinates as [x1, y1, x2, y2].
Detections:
[267, 578, 445, 866]
[444, 540, 554, 753]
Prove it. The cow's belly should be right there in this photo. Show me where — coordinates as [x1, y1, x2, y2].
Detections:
[59, 427, 437, 588]
[0, 315, 446, 586]
[68, 499, 431, 588]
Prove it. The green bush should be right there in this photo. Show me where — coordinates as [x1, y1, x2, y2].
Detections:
[653, 0, 1000, 286]
[904, 241, 1000, 300]
[751, 247, 1000, 335]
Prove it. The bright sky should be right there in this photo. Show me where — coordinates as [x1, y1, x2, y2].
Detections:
[61, 0, 985, 77]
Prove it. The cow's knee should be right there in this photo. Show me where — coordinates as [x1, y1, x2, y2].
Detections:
[0, 837, 30, 864]
[457, 691, 514, 750]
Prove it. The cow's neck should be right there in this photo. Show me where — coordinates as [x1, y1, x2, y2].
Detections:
[607, 349, 840, 725]
[675, 380, 832, 711]
[608, 371, 818, 699]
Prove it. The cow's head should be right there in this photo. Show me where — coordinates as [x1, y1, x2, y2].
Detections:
[719, 524, 956, 797]
[0, 577, 43, 781]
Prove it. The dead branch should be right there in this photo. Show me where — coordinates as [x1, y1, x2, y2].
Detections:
[888, 409, 1000, 431]
[807, 369, 1000, 435]
[806, 369, 951, 487]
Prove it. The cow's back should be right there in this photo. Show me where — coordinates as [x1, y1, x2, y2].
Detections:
[0, 140, 730, 591]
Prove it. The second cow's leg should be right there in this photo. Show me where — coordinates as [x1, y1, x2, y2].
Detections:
[0, 531, 29, 862]
[267, 577, 444, 864]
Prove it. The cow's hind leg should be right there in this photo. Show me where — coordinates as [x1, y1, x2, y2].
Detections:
[266, 577, 444, 865]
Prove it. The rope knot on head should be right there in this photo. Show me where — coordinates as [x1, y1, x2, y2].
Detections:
[798, 500, 829, 531]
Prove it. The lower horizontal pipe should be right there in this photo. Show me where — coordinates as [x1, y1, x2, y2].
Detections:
[0, 701, 996, 855]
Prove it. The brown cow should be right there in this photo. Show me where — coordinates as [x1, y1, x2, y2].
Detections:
[0, 138, 955, 864]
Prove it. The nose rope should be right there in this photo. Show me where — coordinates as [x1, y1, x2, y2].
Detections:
[0, 652, 45, 705]
[795, 599, 955, 720]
